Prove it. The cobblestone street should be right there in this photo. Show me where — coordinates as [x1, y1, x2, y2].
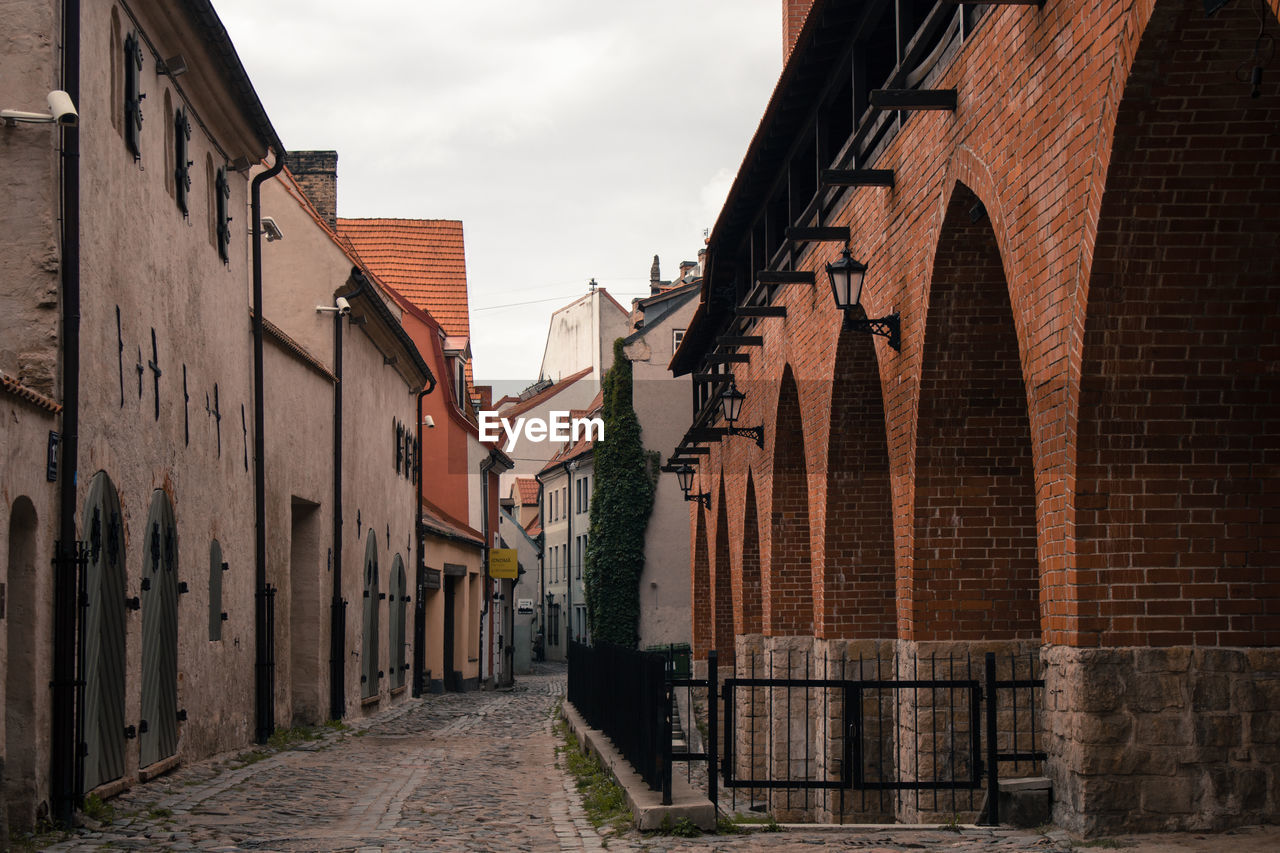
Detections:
[31, 666, 1279, 853]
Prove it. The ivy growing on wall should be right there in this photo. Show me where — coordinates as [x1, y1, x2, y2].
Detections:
[583, 338, 657, 647]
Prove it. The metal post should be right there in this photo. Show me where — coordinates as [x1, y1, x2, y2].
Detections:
[662, 674, 673, 806]
[983, 651, 1000, 826]
[707, 649, 718, 810]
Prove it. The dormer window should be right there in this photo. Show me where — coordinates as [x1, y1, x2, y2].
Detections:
[123, 31, 144, 160]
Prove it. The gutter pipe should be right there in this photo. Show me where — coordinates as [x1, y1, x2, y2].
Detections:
[412, 377, 436, 698]
[251, 149, 286, 743]
[328, 307, 345, 720]
[51, 0, 81, 824]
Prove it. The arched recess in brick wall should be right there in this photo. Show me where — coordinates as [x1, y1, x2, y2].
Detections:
[822, 327, 895, 639]
[713, 480, 735, 664]
[1075, 0, 1280, 648]
[692, 509, 712, 660]
[768, 366, 815, 636]
[911, 183, 1041, 643]
[739, 473, 763, 636]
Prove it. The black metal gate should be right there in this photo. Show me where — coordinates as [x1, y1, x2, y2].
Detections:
[718, 650, 1044, 824]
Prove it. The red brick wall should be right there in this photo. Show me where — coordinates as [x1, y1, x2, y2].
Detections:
[738, 475, 763, 635]
[822, 329, 895, 639]
[1074, 0, 1280, 648]
[692, 0, 1280, 653]
[783, 0, 816, 60]
[691, 510, 711, 659]
[767, 368, 814, 635]
[713, 490, 736, 662]
[909, 184, 1040, 643]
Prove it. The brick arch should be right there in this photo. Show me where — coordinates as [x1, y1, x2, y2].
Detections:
[1072, 0, 1280, 648]
[766, 366, 814, 636]
[909, 182, 1041, 643]
[691, 507, 712, 660]
[739, 472, 763, 635]
[713, 474, 735, 663]
[821, 327, 894, 639]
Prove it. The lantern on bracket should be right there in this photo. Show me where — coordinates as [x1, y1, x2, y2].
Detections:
[826, 247, 901, 351]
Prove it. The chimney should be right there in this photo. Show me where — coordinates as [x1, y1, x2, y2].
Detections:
[783, 0, 816, 59]
[289, 150, 339, 229]
[650, 254, 664, 296]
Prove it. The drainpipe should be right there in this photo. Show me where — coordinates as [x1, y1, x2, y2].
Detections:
[51, 0, 81, 825]
[479, 455, 494, 685]
[536, 479, 546, 655]
[412, 378, 436, 698]
[564, 458, 575, 646]
[251, 149, 286, 744]
[328, 312, 345, 720]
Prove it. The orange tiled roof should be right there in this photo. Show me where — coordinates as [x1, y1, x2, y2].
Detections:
[336, 218, 470, 338]
[514, 477, 540, 506]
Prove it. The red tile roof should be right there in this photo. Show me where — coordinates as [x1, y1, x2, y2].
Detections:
[514, 478, 540, 506]
[336, 218, 470, 337]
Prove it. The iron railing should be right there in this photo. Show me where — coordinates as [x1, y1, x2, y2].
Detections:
[567, 641, 672, 799]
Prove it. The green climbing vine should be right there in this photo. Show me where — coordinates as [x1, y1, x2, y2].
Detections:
[583, 338, 657, 647]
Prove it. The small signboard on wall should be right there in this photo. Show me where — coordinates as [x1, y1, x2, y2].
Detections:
[489, 548, 518, 579]
[516, 598, 534, 615]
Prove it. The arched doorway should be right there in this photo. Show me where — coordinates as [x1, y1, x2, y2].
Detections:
[139, 489, 178, 769]
[361, 536, 380, 699]
[1076, 0, 1280, 648]
[81, 473, 127, 791]
[691, 510, 710, 660]
[823, 328, 894, 639]
[767, 367, 813, 636]
[912, 183, 1040, 643]
[713, 481, 734, 665]
[5, 497, 39, 827]
[738, 474, 762, 636]
[388, 555, 407, 690]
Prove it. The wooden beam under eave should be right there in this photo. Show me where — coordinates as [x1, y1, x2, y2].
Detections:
[693, 373, 733, 383]
[676, 447, 711, 455]
[717, 336, 764, 347]
[821, 169, 895, 188]
[686, 427, 728, 442]
[737, 305, 787, 318]
[756, 270, 815, 285]
[869, 89, 957, 110]
[704, 353, 751, 364]
[943, 0, 1041, 4]
[785, 226, 850, 243]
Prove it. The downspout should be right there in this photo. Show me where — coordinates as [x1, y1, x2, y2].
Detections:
[251, 149, 286, 743]
[51, 0, 81, 825]
[479, 455, 495, 685]
[537, 479, 546, 654]
[564, 459, 573, 645]
[328, 312, 345, 720]
[412, 377, 436, 698]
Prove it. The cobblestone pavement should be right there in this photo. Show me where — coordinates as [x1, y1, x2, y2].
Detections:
[29, 665, 1280, 853]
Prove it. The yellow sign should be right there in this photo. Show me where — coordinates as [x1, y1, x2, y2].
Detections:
[489, 548, 519, 580]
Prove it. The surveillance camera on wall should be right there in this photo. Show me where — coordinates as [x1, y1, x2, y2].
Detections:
[316, 296, 353, 316]
[423, 415, 436, 429]
[1, 90, 78, 126]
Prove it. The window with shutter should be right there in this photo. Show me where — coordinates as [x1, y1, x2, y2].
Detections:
[215, 167, 231, 262]
[174, 107, 191, 216]
[124, 31, 144, 160]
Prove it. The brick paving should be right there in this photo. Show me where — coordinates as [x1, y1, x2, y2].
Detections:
[28, 665, 1278, 852]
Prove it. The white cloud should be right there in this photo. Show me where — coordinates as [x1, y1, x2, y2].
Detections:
[213, 0, 780, 382]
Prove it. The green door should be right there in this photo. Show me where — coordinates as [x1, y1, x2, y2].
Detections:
[139, 490, 178, 769]
[82, 473, 127, 791]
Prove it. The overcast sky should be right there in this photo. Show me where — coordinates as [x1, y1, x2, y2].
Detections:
[212, 0, 782, 386]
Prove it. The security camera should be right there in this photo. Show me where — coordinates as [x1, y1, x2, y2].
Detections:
[1, 90, 78, 126]
[316, 296, 353, 315]
[423, 415, 436, 429]
[48, 90, 78, 125]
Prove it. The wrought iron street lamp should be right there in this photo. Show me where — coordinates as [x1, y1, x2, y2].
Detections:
[675, 464, 710, 509]
[718, 378, 764, 448]
[827, 247, 901, 351]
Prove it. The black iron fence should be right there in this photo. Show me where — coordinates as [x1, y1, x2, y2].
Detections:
[567, 641, 672, 798]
